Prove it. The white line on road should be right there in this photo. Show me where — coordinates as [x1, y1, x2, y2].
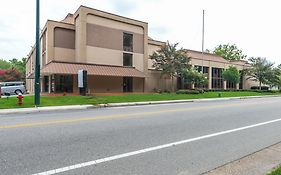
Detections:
[32, 117, 281, 175]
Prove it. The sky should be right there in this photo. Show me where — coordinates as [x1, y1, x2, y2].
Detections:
[0, 0, 280, 65]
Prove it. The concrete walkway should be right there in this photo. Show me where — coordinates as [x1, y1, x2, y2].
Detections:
[203, 142, 281, 175]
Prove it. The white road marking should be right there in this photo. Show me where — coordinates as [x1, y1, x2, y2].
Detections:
[32, 117, 281, 175]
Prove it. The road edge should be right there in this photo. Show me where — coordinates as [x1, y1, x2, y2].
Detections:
[0, 95, 280, 115]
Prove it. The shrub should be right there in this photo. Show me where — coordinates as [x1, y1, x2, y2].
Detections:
[176, 89, 200, 94]
[251, 86, 269, 90]
[163, 89, 171, 93]
[153, 88, 162, 94]
[193, 88, 204, 93]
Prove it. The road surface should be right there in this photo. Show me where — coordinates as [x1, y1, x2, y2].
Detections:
[1, 96, 281, 175]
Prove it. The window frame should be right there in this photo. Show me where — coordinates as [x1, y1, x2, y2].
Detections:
[123, 53, 133, 67]
[123, 33, 133, 52]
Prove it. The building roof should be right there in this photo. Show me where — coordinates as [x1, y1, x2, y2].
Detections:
[41, 61, 146, 78]
[185, 49, 251, 67]
[185, 49, 228, 63]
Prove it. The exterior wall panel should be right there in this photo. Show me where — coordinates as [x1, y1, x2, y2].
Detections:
[54, 27, 75, 49]
[86, 23, 144, 54]
[54, 48, 75, 62]
[87, 76, 123, 93]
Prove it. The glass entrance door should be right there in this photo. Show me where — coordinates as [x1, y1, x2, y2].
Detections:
[123, 77, 133, 92]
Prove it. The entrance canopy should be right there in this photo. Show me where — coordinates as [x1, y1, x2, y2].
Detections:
[41, 61, 146, 78]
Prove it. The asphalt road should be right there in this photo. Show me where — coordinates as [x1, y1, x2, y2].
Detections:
[1, 97, 281, 175]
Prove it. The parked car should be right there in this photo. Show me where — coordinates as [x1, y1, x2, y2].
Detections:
[0, 82, 26, 95]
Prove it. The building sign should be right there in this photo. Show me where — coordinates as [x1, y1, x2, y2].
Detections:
[78, 70, 85, 88]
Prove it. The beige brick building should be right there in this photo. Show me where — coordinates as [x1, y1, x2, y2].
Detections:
[26, 5, 258, 94]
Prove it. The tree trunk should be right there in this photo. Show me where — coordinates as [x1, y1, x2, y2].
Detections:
[259, 81, 262, 90]
[171, 76, 174, 92]
[181, 77, 184, 89]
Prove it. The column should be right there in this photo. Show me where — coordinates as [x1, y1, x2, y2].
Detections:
[48, 75, 51, 93]
[208, 67, 212, 89]
[191, 83, 195, 89]
[223, 81, 227, 90]
[236, 83, 239, 90]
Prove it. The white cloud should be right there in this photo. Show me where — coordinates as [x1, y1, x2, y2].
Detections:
[0, 0, 280, 65]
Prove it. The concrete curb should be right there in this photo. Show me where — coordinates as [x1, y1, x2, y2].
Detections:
[0, 95, 280, 115]
[99, 95, 281, 107]
[0, 105, 95, 115]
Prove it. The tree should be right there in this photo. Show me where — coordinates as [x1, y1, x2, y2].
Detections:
[267, 67, 281, 89]
[0, 59, 11, 70]
[183, 69, 208, 88]
[222, 66, 240, 85]
[0, 68, 22, 82]
[213, 44, 247, 61]
[150, 42, 191, 91]
[246, 57, 274, 90]
[9, 57, 27, 75]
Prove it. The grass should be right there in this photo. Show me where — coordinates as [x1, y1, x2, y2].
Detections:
[0, 91, 280, 109]
[268, 165, 281, 175]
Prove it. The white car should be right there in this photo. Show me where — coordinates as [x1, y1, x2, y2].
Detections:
[0, 82, 26, 95]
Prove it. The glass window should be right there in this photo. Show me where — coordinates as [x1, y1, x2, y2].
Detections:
[54, 75, 73, 93]
[212, 67, 224, 89]
[123, 33, 133, 52]
[123, 53, 133, 67]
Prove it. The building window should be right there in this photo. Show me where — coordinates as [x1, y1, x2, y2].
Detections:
[194, 65, 209, 88]
[212, 67, 224, 89]
[227, 81, 235, 89]
[123, 33, 133, 52]
[54, 75, 73, 93]
[42, 31, 47, 66]
[123, 53, 133, 67]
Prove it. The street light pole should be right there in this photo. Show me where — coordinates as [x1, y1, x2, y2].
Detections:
[201, 9, 205, 73]
[35, 0, 41, 106]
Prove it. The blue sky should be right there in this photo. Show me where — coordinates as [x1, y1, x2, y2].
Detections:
[0, 0, 280, 65]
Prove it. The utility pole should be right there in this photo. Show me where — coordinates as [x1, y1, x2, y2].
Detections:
[201, 9, 205, 73]
[35, 0, 41, 106]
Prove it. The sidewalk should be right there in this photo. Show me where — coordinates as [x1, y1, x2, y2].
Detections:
[203, 142, 281, 175]
[0, 95, 280, 115]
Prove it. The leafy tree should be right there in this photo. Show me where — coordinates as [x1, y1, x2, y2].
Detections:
[213, 44, 247, 61]
[150, 42, 191, 91]
[9, 57, 27, 75]
[267, 67, 281, 89]
[222, 66, 240, 85]
[0, 59, 11, 70]
[183, 69, 208, 88]
[0, 68, 22, 82]
[246, 57, 274, 90]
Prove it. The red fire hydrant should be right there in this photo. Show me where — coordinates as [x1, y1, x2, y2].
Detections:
[17, 93, 24, 106]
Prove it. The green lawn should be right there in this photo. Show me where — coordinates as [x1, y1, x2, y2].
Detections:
[268, 166, 281, 175]
[0, 91, 280, 109]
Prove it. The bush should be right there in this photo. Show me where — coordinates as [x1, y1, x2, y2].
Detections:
[176, 89, 200, 94]
[193, 88, 204, 93]
[163, 89, 171, 93]
[251, 90, 278, 93]
[251, 86, 269, 90]
[153, 88, 162, 94]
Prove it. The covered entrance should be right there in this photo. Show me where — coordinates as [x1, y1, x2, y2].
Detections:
[41, 61, 146, 94]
